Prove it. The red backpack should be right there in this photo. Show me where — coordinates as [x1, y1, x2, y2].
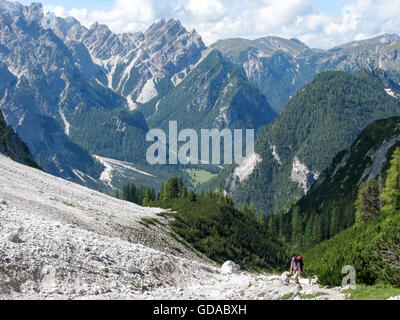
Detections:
[297, 256, 304, 270]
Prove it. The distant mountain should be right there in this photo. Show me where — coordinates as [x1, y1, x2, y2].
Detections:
[0, 1, 109, 179]
[0, 110, 38, 168]
[221, 70, 400, 214]
[68, 17, 206, 117]
[211, 36, 309, 64]
[0, 1, 274, 189]
[213, 33, 400, 112]
[148, 50, 276, 133]
[4, 0, 400, 202]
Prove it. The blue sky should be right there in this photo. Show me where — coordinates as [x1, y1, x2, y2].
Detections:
[18, 0, 400, 49]
[20, 0, 343, 13]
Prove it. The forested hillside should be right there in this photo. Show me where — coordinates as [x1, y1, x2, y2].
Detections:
[224, 70, 400, 214]
[305, 147, 400, 287]
[267, 117, 400, 252]
[119, 177, 289, 271]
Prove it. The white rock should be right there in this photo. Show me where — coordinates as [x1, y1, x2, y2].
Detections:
[280, 271, 290, 286]
[127, 265, 141, 274]
[388, 295, 400, 300]
[220, 261, 241, 274]
[299, 278, 311, 286]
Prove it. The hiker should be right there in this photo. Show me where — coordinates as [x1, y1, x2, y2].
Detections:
[290, 256, 303, 284]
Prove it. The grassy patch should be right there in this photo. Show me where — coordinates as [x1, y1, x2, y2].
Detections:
[279, 293, 295, 300]
[63, 201, 75, 207]
[139, 218, 158, 228]
[301, 292, 328, 300]
[185, 169, 218, 185]
[344, 284, 400, 300]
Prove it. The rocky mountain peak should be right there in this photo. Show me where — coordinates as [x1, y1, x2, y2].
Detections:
[334, 33, 400, 50]
[0, 0, 43, 23]
[144, 18, 188, 44]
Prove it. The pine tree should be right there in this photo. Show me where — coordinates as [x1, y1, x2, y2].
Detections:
[151, 188, 156, 201]
[217, 181, 224, 194]
[312, 215, 321, 244]
[188, 190, 197, 202]
[304, 212, 315, 245]
[257, 212, 266, 227]
[268, 216, 278, 238]
[291, 206, 303, 242]
[329, 206, 340, 237]
[142, 187, 152, 207]
[355, 178, 381, 225]
[122, 184, 130, 202]
[165, 177, 180, 200]
[382, 147, 400, 214]
[182, 185, 188, 198]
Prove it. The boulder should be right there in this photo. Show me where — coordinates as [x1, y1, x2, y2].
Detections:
[299, 278, 311, 286]
[220, 261, 241, 274]
[280, 271, 290, 286]
[127, 264, 142, 274]
[388, 295, 400, 300]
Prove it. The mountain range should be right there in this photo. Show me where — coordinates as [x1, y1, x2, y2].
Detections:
[2, 0, 400, 210]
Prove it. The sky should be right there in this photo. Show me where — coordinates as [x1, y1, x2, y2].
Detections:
[19, 0, 400, 49]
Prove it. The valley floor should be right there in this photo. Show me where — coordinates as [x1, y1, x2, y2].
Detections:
[0, 155, 345, 300]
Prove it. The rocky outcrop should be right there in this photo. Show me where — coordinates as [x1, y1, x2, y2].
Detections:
[220, 261, 241, 275]
[290, 157, 320, 194]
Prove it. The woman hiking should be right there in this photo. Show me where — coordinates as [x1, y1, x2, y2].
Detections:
[290, 256, 303, 284]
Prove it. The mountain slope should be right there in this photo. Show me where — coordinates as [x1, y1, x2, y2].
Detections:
[0, 1, 110, 179]
[0, 1, 159, 184]
[223, 70, 400, 214]
[300, 121, 400, 286]
[0, 110, 38, 168]
[271, 117, 400, 249]
[148, 50, 276, 133]
[0, 154, 346, 300]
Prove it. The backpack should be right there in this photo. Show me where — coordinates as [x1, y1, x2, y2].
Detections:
[297, 256, 304, 270]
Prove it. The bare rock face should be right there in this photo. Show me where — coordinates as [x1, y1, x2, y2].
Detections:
[220, 261, 241, 275]
[290, 157, 320, 194]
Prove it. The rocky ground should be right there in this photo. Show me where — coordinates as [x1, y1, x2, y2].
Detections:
[0, 154, 347, 300]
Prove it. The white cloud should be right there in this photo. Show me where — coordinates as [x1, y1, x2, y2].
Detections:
[185, 0, 226, 22]
[45, 0, 400, 49]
